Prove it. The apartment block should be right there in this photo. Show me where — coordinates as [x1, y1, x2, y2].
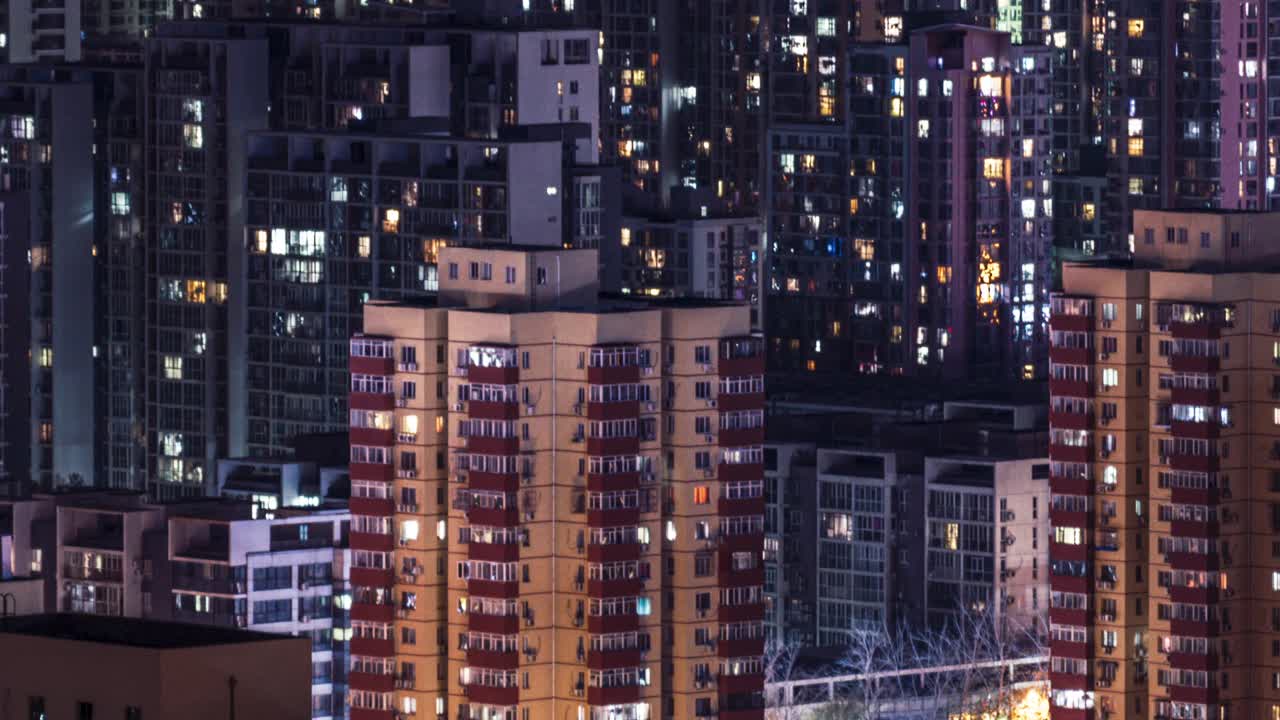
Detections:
[0, 0, 81, 64]
[238, 130, 602, 460]
[769, 25, 1056, 380]
[1, 485, 353, 717]
[144, 25, 270, 496]
[618, 212, 765, 330]
[1048, 209, 1280, 720]
[168, 506, 353, 719]
[57, 493, 167, 618]
[764, 397, 1049, 645]
[0, 68, 97, 488]
[347, 245, 765, 719]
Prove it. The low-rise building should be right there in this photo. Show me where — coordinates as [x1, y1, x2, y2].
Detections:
[0, 613, 310, 719]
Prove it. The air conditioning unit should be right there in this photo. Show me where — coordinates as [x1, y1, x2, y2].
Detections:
[706, 399, 717, 408]
[1099, 352, 1110, 360]
[452, 402, 465, 412]
[645, 402, 657, 411]
[573, 403, 583, 415]
[700, 363, 712, 372]
[398, 362, 418, 372]
[643, 367, 655, 375]
[703, 469, 714, 478]
[397, 397, 409, 407]
[525, 405, 536, 415]
[703, 434, 714, 443]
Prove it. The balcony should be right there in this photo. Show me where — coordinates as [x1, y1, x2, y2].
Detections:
[468, 542, 520, 563]
[65, 531, 124, 552]
[587, 648, 643, 670]
[463, 683, 519, 706]
[62, 565, 124, 584]
[350, 602, 395, 624]
[1169, 354, 1218, 374]
[468, 579, 519, 599]
[717, 673, 763, 695]
[588, 614, 639, 633]
[171, 574, 246, 595]
[466, 435, 520, 456]
[717, 391, 765, 413]
[717, 602, 765, 623]
[586, 399, 641, 421]
[587, 542, 643, 563]
[1168, 453, 1218, 474]
[587, 436, 641, 456]
[469, 613, 520, 635]
[1048, 443, 1090, 464]
[349, 671, 394, 693]
[350, 531, 394, 553]
[719, 338, 765, 374]
[584, 684, 643, 707]
[466, 648, 519, 670]
[467, 400, 519, 420]
[348, 635, 391, 661]
[1049, 346, 1093, 365]
[1049, 378, 1093, 398]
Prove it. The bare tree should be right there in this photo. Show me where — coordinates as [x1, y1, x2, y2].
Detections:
[833, 621, 911, 720]
[763, 636, 806, 720]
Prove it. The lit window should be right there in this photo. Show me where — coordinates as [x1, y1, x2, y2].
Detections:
[1102, 368, 1119, 388]
[38, 347, 52, 368]
[1128, 138, 1144, 157]
[164, 355, 184, 380]
[111, 192, 131, 216]
[982, 158, 1005, 179]
[357, 235, 371, 258]
[693, 487, 709, 505]
[1054, 527, 1083, 545]
[1127, 19, 1144, 37]
[383, 209, 401, 233]
[1082, 203, 1096, 221]
[183, 124, 203, 149]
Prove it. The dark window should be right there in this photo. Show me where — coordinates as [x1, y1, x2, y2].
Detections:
[28, 697, 45, 720]
[252, 565, 292, 591]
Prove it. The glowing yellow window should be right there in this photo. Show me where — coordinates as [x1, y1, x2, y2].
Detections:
[185, 280, 206, 304]
[1127, 19, 1144, 37]
[383, 208, 401, 233]
[693, 486, 709, 505]
[982, 158, 1005, 179]
[357, 235, 371, 258]
[1128, 137, 1144, 156]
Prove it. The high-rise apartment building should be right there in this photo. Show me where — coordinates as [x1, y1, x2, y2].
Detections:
[0, 68, 97, 488]
[238, 130, 594, 458]
[1091, 1, 1277, 244]
[347, 245, 765, 720]
[769, 25, 1055, 379]
[144, 24, 270, 496]
[0, 0, 82, 64]
[1049, 208, 1280, 720]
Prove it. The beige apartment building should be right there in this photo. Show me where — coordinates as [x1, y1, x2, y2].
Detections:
[1049, 209, 1280, 720]
[347, 246, 765, 720]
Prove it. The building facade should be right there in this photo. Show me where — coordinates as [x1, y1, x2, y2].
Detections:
[347, 245, 765, 719]
[1049, 209, 1280, 720]
[768, 25, 1056, 380]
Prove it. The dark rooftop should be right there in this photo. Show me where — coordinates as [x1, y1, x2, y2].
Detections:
[0, 614, 299, 649]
